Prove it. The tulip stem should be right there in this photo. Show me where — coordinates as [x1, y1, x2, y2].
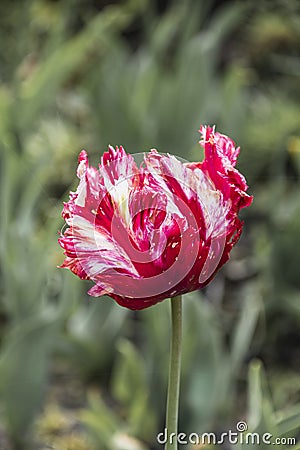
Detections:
[165, 295, 182, 450]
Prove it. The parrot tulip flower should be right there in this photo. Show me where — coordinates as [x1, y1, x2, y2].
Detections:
[59, 125, 252, 310]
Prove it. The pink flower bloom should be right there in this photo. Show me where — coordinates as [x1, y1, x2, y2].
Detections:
[58, 126, 252, 310]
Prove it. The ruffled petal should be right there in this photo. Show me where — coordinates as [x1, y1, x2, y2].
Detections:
[199, 125, 253, 211]
[100, 145, 139, 227]
[59, 126, 252, 310]
[145, 151, 229, 240]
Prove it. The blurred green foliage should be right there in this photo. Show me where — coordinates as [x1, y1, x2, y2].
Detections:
[0, 0, 300, 449]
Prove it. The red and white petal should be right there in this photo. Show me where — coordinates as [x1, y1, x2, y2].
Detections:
[199, 125, 253, 211]
[60, 215, 140, 282]
[100, 145, 139, 227]
[59, 129, 252, 310]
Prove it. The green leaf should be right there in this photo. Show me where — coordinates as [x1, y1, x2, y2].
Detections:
[276, 405, 300, 436]
[81, 390, 120, 446]
[111, 339, 146, 405]
[0, 313, 59, 444]
[111, 339, 156, 439]
[231, 286, 261, 373]
[247, 359, 278, 447]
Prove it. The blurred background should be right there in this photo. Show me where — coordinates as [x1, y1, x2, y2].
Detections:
[0, 0, 300, 449]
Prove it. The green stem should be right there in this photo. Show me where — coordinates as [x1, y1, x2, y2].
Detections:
[165, 295, 182, 450]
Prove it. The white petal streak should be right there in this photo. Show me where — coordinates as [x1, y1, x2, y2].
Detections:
[101, 149, 138, 226]
[145, 152, 184, 219]
[146, 151, 229, 239]
[192, 167, 229, 238]
[158, 155, 229, 238]
[75, 179, 87, 207]
[72, 215, 139, 278]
